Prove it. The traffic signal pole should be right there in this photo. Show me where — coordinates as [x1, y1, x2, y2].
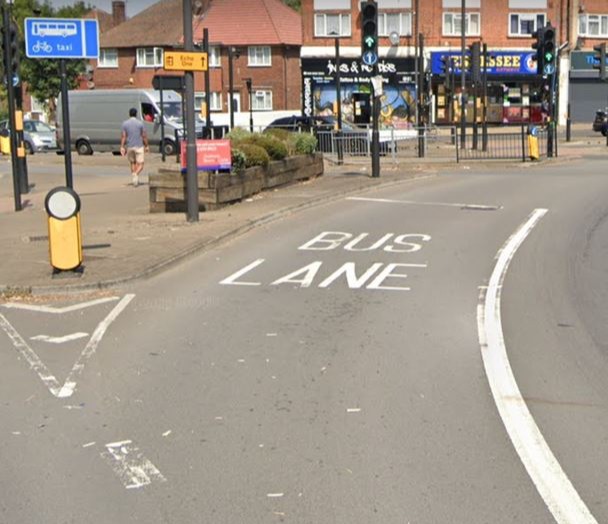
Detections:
[2, 4, 20, 210]
[361, 1, 380, 177]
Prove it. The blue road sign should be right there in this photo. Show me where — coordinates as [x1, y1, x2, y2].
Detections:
[24, 18, 99, 59]
[362, 51, 378, 66]
[543, 63, 555, 75]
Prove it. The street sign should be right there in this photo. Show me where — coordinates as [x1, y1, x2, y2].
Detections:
[164, 51, 208, 72]
[152, 74, 185, 91]
[543, 63, 555, 75]
[24, 18, 99, 59]
[362, 51, 378, 66]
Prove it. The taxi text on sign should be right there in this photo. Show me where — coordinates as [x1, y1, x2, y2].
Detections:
[164, 51, 208, 72]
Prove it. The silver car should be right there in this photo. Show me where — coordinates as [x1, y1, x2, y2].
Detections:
[0, 119, 57, 154]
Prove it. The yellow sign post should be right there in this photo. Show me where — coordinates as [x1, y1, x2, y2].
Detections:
[164, 51, 208, 72]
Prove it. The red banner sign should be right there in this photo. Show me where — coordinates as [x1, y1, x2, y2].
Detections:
[180, 139, 232, 172]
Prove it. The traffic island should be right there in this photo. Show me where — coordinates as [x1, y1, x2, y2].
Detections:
[149, 153, 324, 213]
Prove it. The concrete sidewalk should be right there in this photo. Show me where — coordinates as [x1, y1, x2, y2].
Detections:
[0, 139, 603, 296]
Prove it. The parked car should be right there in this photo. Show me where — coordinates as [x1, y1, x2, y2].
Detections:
[592, 109, 608, 136]
[0, 119, 52, 154]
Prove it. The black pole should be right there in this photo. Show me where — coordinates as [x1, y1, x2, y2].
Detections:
[566, 102, 571, 142]
[203, 28, 212, 138]
[414, 0, 419, 127]
[60, 60, 74, 189]
[371, 76, 380, 178]
[3, 4, 20, 210]
[228, 46, 235, 130]
[160, 79, 166, 162]
[335, 38, 343, 165]
[417, 33, 425, 157]
[460, 0, 466, 149]
[482, 43, 488, 151]
[183, 0, 198, 222]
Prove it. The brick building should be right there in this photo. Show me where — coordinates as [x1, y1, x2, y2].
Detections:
[301, 0, 607, 127]
[92, 0, 302, 127]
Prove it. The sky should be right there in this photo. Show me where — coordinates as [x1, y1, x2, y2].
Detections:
[51, 0, 155, 18]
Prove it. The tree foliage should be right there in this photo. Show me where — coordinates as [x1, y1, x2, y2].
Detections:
[282, 0, 301, 11]
[7, 1, 91, 115]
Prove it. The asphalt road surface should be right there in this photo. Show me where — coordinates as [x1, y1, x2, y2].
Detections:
[1, 158, 608, 523]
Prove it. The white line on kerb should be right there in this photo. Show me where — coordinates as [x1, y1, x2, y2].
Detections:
[477, 208, 597, 524]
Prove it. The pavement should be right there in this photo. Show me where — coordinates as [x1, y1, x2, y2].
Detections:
[0, 131, 605, 297]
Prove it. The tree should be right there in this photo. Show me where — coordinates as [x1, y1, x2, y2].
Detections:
[282, 0, 301, 11]
[8, 0, 91, 117]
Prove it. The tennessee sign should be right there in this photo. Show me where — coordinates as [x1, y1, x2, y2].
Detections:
[431, 51, 537, 75]
[180, 139, 232, 172]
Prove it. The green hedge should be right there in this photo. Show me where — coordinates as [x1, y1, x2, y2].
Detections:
[237, 143, 270, 168]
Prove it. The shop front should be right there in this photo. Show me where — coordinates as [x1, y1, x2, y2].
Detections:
[430, 50, 543, 125]
[569, 51, 608, 123]
[301, 57, 417, 129]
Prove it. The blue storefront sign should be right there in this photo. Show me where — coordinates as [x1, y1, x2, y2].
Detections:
[430, 51, 538, 76]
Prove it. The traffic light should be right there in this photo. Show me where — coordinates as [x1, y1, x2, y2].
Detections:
[469, 41, 481, 83]
[360, 1, 378, 63]
[531, 26, 545, 75]
[542, 24, 556, 75]
[593, 42, 607, 81]
[2, 21, 20, 87]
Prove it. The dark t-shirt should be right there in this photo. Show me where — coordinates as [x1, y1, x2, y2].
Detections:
[121, 117, 144, 148]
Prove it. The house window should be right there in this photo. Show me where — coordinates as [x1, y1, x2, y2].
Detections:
[252, 90, 272, 110]
[98, 48, 118, 68]
[209, 46, 221, 67]
[509, 13, 546, 36]
[579, 14, 608, 37]
[378, 12, 412, 36]
[136, 47, 163, 68]
[195, 92, 222, 112]
[314, 13, 351, 37]
[248, 46, 271, 67]
[443, 12, 480, 36]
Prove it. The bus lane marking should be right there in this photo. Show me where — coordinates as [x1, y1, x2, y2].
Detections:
[101, 440, 166, 490]
[477, 208, 597, 524]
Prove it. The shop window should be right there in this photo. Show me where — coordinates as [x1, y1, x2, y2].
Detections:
[579, 14, 608, 38]
[98, 48, 118, 68]
[314, 13, 351, 37]
[378, 12, 412, 36]
[252, 90, 272, 111]
[136, 47, 163, 68]
[248, 46, 271, 67]
[209, 46, 221, 68]
[509, 13, 546, 36]
[443, 12, 480, 36]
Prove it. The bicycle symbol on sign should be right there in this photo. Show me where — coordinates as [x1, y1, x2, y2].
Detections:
[32, 41, 52, 53]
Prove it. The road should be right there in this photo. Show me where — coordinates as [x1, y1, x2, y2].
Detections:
[1, 157, 607, 523]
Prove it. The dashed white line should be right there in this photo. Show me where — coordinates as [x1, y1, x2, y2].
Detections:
[347, 196, 501, 210]
[478, 208, 597, 524]
[101, 439, 166, 490]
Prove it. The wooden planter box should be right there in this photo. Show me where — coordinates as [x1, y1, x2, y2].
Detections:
[149, 153, 324, 213]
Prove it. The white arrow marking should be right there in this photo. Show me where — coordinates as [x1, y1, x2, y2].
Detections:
[1, 296, 119, 314]
[0, 294, 134, 398]
[101, 440, 166, 489]
[31, 332, 89, 344]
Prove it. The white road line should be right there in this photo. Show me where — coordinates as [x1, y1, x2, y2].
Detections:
[101, 440, 166, 490]
[1, 296, 119, 314]
[347, 196, 501, 210]
[220, 258, 264, 286]
[477, 208, 597, 524]
[0, 294, 134, 399]
[31, 332, 89, 344]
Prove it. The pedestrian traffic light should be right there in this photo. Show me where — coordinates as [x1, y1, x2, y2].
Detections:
[360, 1, 378, 62]
[593, 42, 607, 81]
[542, 24, 556, 75]
[469, 41, 481, 83]
[2, 21, 20, 87]
[531, 26, 545, 75]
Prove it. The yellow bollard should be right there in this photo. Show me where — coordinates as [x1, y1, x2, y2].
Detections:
[45, 187, 83, 272]
[528, 126, 539, 161]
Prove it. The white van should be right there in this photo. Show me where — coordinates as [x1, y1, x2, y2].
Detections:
[56, 89, 185, 156]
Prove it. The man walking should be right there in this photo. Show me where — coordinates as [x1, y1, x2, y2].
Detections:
[120, 107, 149, 187]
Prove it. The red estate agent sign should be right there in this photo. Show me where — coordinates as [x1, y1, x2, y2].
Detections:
[181, 139, 232, 172]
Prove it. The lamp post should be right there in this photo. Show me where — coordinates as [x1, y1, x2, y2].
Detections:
[244, 77, 253, 132]
[227, 46, 240, 130]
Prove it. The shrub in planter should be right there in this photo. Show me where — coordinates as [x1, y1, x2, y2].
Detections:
[246, 134, 288, 161]
[264, 128, 290, 142]
[289, 133, 318, 155]
[231, 148, 247, 173]
[238, 143, 270, 168]
[226, 128, 251, 142]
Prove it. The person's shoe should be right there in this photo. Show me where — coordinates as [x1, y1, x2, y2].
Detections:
[132, 174, 139, 187]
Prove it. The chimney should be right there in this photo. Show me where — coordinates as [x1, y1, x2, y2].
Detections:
[112, 1, 126, 26]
